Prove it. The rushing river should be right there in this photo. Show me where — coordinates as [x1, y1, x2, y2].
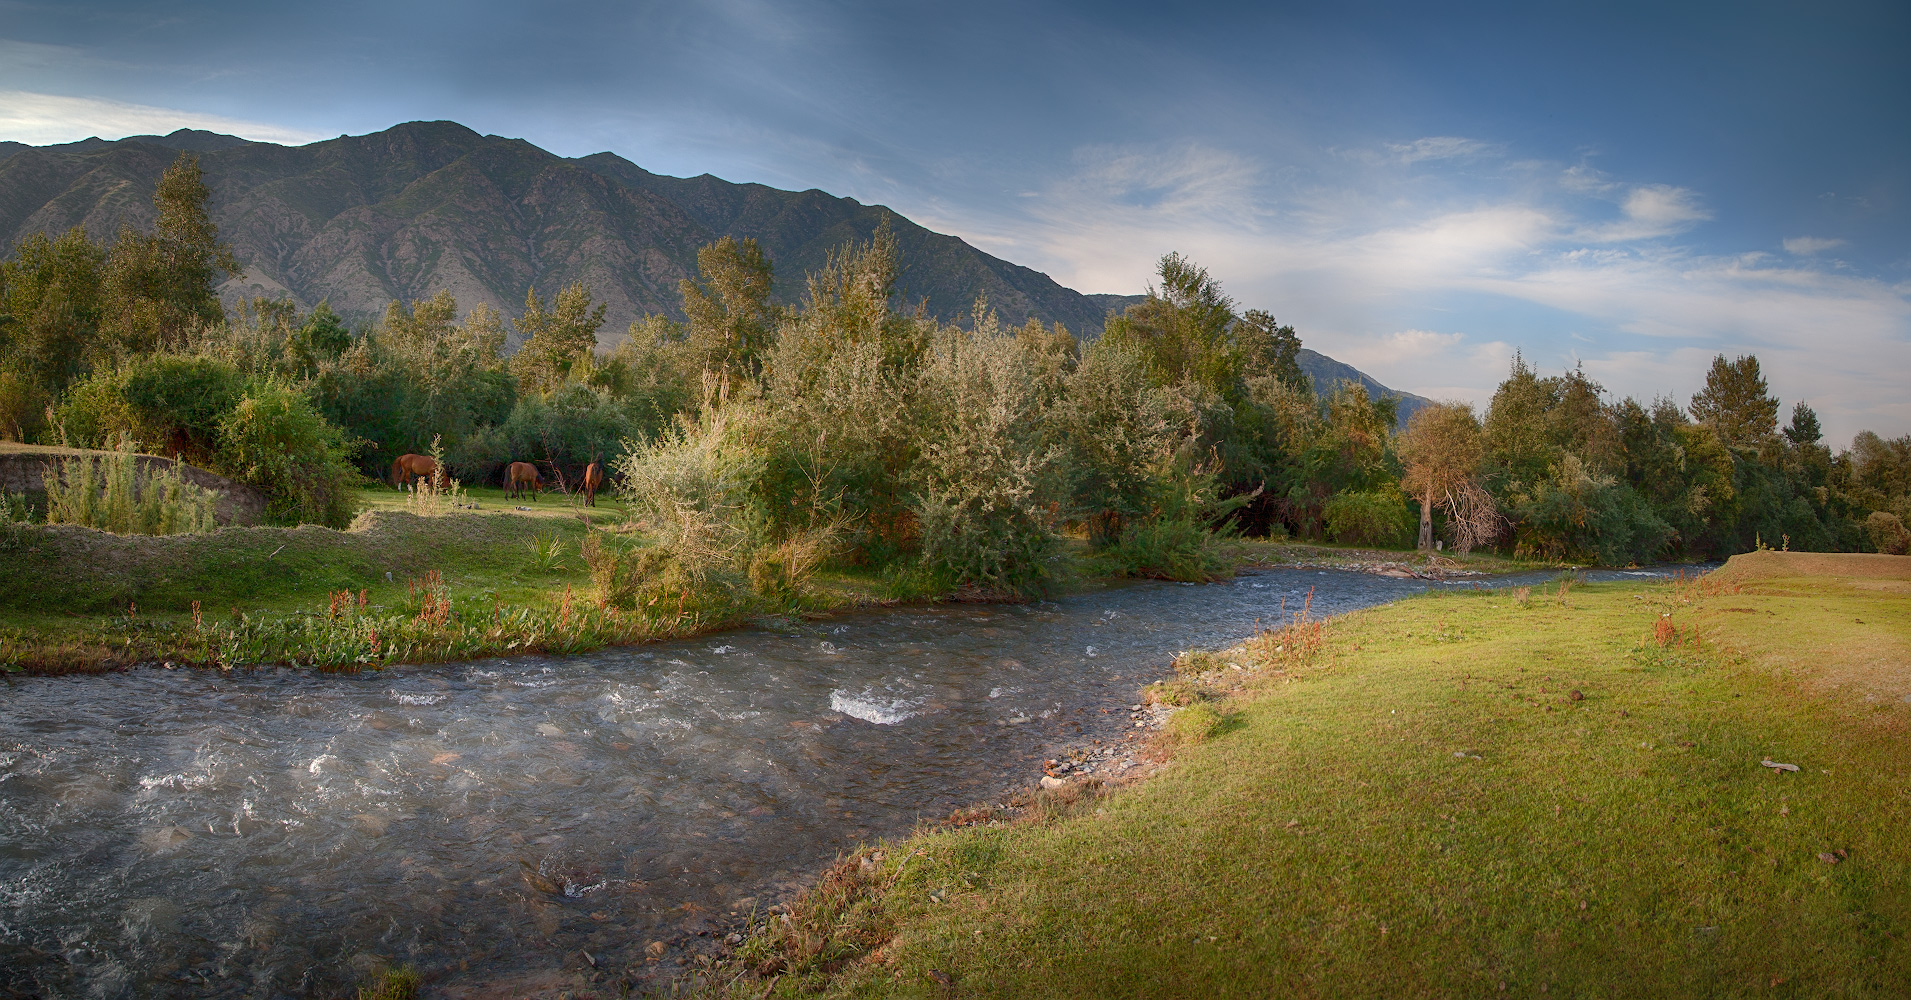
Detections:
[0, 566, 1687, 998]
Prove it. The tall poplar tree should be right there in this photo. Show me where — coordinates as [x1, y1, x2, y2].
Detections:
[100, 152, 240, 352]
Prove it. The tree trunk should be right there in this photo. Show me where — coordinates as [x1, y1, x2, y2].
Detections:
[1418, 493, 1434, 551]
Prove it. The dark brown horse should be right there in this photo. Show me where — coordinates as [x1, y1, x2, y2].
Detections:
[581, 460, 604, 507]
[390, 453, 439, 489]
[506, 461, 541, 500]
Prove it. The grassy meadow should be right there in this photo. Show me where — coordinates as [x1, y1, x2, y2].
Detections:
[708, 552, 1910, 999]
[0, 477, 1535, 674]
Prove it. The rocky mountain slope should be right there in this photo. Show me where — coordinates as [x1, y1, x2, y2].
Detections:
[0, 121, 1427, 416]
[0, 121, 1120, 339]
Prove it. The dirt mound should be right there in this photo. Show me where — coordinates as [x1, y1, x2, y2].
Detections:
[1715, 550, 1911, 582]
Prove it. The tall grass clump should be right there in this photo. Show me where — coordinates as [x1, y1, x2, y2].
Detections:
[0, 490, 34, 550]
[41, 438, 219, 535]
[403, 434, 466, 515]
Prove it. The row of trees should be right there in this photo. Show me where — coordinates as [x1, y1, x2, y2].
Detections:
[2, 153, 1907, 572]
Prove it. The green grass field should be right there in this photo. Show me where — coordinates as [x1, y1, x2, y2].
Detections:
[0, 480, 1538, 672]
[718, 552, 1911, 999]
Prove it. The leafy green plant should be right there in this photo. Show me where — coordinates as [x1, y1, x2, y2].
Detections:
[526, 532, 571, 572]
[0, 490, 34, 550]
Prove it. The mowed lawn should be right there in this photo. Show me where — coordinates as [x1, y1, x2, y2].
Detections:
[801, 553, 1910, 999]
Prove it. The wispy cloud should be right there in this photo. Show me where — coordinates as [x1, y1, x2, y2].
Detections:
[0, 90, 322, 145]
[929, 136, 1907, 442]
[1783, 235, 1846, 255]
[1385, 136, 1498, 164]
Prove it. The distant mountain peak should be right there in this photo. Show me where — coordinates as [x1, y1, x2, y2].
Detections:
[115, 129, 257, 152]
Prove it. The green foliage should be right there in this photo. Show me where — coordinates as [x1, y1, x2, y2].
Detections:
[680, 235, 778, 384]
[99, 152, 240, 353]
[303, 292, 515, 473]
[1783, 401, 1822, 446]
[355, 965, 421, 1000]
[509, 282, 607, 395]
[1864, 511, 1910, 555]
[5, 161, 1906, 576]
[42, 439, 218, 535]
[1323, 487, 1413, 547]
[1233, 308, 1308, 392]
[452, 382, 662, 488]
[910, 322, 1064, 595]
[0, 490, 31, 551]
[1508, 455, 1673, 565]
[218, 380, 361, 527]
[0, 227, 106, 439]
[527, 533, 571, 572]
[1691, 353, 1779, 447]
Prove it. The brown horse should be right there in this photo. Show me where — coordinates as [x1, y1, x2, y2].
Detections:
[390, 453, 439, 489]
[506, 461, 541, 501]
[581, 460, 604, 507]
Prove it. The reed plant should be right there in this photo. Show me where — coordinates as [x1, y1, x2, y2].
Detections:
[403, 434, 467, 515]
[0, 490, 32, 550]
[41, 437, 219, 535]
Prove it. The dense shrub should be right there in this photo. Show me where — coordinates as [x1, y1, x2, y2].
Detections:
[910, 327, 1064, 595]
[451, 383, 663, 488]
[46, 354, 246, 457]
[218, 380, 361, 527]
[1323, 488, 1412, 547]
[1508, 455, 1672, 565]
[1865, 511, 1911, 554]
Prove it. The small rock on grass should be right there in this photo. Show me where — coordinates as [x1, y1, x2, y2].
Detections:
[1818, 852, 1841, 865]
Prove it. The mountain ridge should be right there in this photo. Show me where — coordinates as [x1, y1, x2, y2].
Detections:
[0, 121, 1427, 418]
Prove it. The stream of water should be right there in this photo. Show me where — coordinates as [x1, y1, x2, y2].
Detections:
[0, 566, 1689, 998]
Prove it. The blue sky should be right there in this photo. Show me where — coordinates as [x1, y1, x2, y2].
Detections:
[2, 0, 1906, 440]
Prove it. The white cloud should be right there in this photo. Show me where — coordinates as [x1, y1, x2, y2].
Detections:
[1575, 184, 1710, 242]
[1385, 136, 1497, 164]
[0, 90, 322, 146]
[1783, 235, 1846, 255]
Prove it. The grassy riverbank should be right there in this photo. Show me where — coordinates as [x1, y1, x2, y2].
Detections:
[709, 552, 1910, 998]
[0, 485, 1534, 674]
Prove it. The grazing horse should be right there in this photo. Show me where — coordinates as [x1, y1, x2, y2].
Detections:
[581, 459, 604, 507]
[506, 461, 541, 501]
[390, 453, 439, 489]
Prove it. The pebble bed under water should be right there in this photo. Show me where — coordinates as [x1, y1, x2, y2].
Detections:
[0, 565, 1690, 997]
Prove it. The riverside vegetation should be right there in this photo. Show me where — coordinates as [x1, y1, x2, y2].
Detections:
[687, 552, 1911, 999]
[1, 154, 1908, 673]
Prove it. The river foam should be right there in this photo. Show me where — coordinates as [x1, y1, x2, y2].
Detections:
[829, 688, 922, 725]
